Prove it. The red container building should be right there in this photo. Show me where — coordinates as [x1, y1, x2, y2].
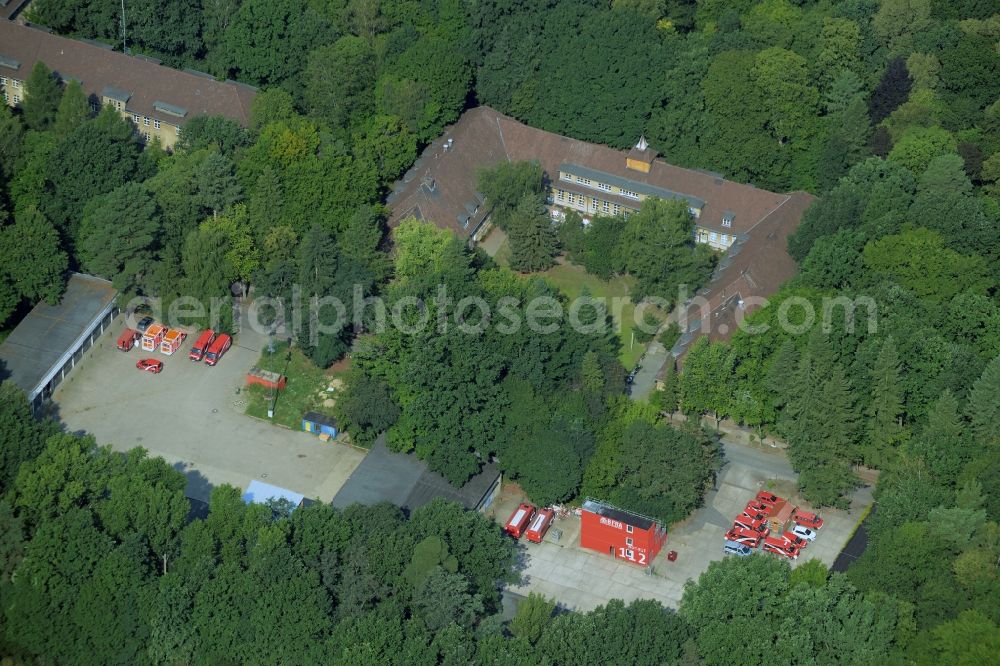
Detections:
[580, 499, 666, 567]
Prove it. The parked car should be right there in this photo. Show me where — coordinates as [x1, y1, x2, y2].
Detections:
[792, 510, 824, 530]
[790, 524, 817, 541]
[763, 536, 800, 560]
[726, 527, 763, 547]
[782, 531, 808, 549]
[724, 540, 754, 557]
[755, 491, 785, 507]
[733, 515, 768, 534]
[741, 508, 768, 523]
[136, 358, 163, 373]
[745, 500, 771, 515]
[136, 316, 155, 333]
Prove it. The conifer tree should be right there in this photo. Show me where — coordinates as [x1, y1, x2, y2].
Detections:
[907, 389, 966, 484]
[865, 337, 907, 467]
[22, 61, 62, 131]
[967, 356, 1000, 450]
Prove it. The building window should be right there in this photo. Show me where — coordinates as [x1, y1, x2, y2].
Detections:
[560, 172, 571, 182]
[12, 79, 20, 88]
[626, 524, 634, 533]
[143, 116, 150, 126]
[612, 204, 621, 215]
[576, 176, 591, 186]
[590, 199, 597, 212]
[142, 132, 150, 141]
[133, 114, 140, 123]
[690, 206, 701, 218]
[566, 193, 575, 205]
[154, 119, 160, 129]
[720, 234, 729, 246]
[709, 232, 718, 243]
[0, 77, 6, 86]
[598, 182, 611, 192]
[556, 189, 565, 202]
[620, 188, 639, 199]
[623, 210, 630, 221]
[626, 537, 633, 547]
[602, 200, 610, 213]
[13, 94, 20, 104]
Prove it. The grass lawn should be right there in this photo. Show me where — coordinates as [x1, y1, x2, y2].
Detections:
[244, 343, 342, 430]
[540, 262, 659, 369]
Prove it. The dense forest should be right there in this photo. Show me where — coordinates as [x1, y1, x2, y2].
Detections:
[1, 0, 998, 662]
[2, 384, 984, 664]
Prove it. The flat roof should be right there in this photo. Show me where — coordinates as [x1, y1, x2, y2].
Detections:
[0, 273, 116, 400]
[242, 480, 305, 507]
[332, 435, 500, 513]
[582, 498, 658, 531]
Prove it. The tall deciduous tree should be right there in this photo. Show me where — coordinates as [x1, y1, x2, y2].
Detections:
[53, 80, 90, 136]
[0, 205, 67, 306]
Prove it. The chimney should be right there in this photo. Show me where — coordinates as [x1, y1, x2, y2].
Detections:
[626, 135, 657, 174]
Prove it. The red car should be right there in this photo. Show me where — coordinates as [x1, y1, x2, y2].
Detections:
[733, 515, 769, 534]
[793, 510, 824, 530]
[726, 526, 763, 547]
[782, 531, 808, 550]
[741, 508, 768, 523]
[756, 491, 785, 507]
[136, 358, 164, 373]
[745, 500, 772, 515]
[763, 535, 800, 560]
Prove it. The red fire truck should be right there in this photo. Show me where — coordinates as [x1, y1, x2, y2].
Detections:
[203, 333, 232, 366]
[505, 503, 535, 539]
[525, 508, 555, 543]
[116, 328, 139, 351]
[189, 329, 216, 361]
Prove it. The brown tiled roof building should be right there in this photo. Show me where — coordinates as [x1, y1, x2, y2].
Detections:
[388, 106, 815, 349]
[0, 21, 255, 149]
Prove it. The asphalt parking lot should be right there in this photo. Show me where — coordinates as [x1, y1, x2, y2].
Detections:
[498, 440, 874, 612]
[52, 312, 365, 502]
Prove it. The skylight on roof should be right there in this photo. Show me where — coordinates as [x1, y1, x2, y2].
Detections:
[153, 100, 187, 118]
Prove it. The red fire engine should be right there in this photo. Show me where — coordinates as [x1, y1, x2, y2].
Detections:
[580, 499, 666, 567]
[505, 503, 535, 539]
[525, 508, 555, 543]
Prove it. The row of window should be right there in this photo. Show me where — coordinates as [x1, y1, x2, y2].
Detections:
[0, 77, 21, 88]
[698, 230, 732, 246]
[132, 113, 161, 129]
[556, 190, 629, 218]
[560, 172, 642, 200]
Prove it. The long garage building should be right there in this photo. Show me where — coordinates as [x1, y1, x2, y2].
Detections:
[0, 273, 117, 410]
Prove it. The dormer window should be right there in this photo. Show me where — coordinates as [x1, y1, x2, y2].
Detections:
[722, 211, 735, 228]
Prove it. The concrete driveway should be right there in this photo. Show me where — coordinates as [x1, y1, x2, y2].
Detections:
[627, 340, 667, 400]
[51, 311, 365, 503]
[500, 439, 873, 612]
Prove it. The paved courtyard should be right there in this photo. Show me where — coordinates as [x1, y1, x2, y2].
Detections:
[498, 440, 873, 612]
[51, 311, 365, 503]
